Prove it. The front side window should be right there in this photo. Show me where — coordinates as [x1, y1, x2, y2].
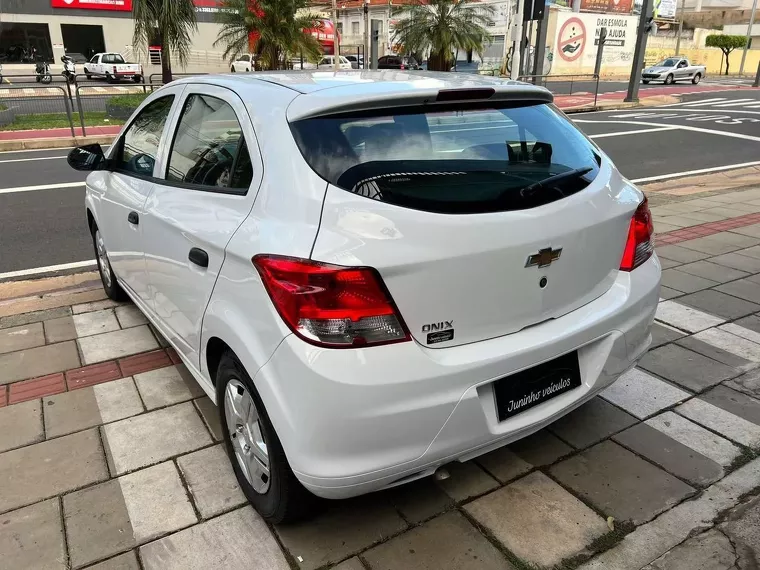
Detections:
[238, 54, 250, 62]
[290, 102, 600, 214]
[89, 55, 98, 63]
[115, 95, 175, 177]
[165, 93, 252, 192]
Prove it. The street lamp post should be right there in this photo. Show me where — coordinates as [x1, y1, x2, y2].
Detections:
[624, 0, 653, 102]
[739, 0, 758, 75]
[332, 0, 341, 70]
[674, 0, 686, 55]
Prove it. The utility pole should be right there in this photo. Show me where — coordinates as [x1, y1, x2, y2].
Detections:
[510, 0, 525, 79]
[739, 0, 757, 75]
[573, 0, 581, 13]
[365, 0, 370, 69]
[624, 0, 653, 102]
[674, 0, 686, 55]
[332, 0, 341, 70]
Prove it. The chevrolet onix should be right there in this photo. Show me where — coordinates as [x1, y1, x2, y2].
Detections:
[67, 71, 661, 523]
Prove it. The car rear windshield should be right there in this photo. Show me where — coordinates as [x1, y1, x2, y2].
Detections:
[289, 102, 601, 214]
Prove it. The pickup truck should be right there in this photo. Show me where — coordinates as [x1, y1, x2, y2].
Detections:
[84, 53, 143, 83]
[642, 57, 706, 85]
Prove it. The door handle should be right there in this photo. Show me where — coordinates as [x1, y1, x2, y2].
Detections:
[127, 211, 139, 225]
[189, 247, 209, 268]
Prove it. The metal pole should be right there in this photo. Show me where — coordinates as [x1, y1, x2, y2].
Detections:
[754, 59, 760, 86]
[533, 11, 549, 79]
[675, 0, 686, 55]
[510, 0, 525, 79]
[365, 0, 370, 69]
[573, 0, 581, 13]
[332, 0, 340, 71]
[625, 0, 653, 102]
[75, 84, 86, 137]
[61, 87, 76, 138]
[740, 0, 758, 75]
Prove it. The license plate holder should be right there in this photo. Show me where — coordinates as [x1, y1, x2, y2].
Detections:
[494, 351, 582, 421]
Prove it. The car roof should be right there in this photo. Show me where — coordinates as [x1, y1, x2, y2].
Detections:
[171, 70, 552, 121]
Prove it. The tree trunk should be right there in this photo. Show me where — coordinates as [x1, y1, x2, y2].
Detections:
[161, 45, 173, 84]
[428, 48, 450, 71]
[724, 49, 731, 75]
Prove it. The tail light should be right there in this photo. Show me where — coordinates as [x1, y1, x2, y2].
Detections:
[620, 198, 654, 271]
[253, 255, 411, 348]
[400, 64, 405, 70]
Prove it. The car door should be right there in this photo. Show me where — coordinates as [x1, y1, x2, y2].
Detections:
[676, 60, 689, 79]
[99, 86, 184, 306]
[140, 84, 261, 369]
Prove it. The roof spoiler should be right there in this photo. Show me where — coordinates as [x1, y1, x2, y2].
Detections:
[286, 83, 554, 121]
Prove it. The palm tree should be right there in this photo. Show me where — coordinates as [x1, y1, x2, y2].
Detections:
[392, 0, 494, 71]
[214, 0, 324, 71]
[133, 0, 198, 84]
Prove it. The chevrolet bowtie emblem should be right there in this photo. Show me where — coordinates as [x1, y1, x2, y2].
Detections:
[525, 247, 562, 268]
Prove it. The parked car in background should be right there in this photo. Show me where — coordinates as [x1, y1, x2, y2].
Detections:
[67, 71, 660, 525]
[343, 54, 364, 69]
[231, 53, 256, 72]
[84, 53, 143, 83]
[642, 57, 706, 85]
[316, 55, 353, 70]
[378, 55, 420, 70]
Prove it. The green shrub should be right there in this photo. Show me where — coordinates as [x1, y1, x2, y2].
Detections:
[107, 93, 149, 108]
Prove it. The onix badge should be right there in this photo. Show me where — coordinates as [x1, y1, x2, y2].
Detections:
[525, 247, 562, 268]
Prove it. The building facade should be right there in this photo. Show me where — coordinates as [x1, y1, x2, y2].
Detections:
[0, 0, 226, 67]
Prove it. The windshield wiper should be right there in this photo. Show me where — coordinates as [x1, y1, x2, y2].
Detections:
[518, 166, 594, 198]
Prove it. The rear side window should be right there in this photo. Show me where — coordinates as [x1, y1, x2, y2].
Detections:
[165, 94, 252, 193]
[289, 102, 601, 214]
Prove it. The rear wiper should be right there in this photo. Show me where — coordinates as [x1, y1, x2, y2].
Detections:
[518, 167, 594, 198]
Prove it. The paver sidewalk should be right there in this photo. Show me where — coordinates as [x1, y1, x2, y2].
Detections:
[3, 186, 760, 569]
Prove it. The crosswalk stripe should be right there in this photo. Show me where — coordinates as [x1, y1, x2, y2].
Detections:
[22, 88, 35, 94]
[693, 328, 760, 366]
[94, 87, 106, 93]
[710, 99, 756, 107]
[677, 398, 760, 448]
[602, 368, 690, 419]
[646, 411, 741, 467]
[115, 86, 127, 92]
[677, 98, 727, 106]
[655, 300, 726, 333]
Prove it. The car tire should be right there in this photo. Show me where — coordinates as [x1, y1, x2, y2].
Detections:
[692, 73, 701, 84]
[217, 350, 317, 524]
[133, 75, 142, 83]
[105, 73, 114, 83]
[85, 73, 92, 79]
[642, 80, 650, 84]
[91, 225, 127, 302]
[231, 66, 236, 73]
[664, 74, 674, 85]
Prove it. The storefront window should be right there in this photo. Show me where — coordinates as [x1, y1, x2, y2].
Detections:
[0, 23, 54, 63]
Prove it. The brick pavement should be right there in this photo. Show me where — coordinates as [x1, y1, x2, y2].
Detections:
[2, 186, 760, 569]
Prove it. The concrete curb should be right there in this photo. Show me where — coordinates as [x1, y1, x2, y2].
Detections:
[563, 95, 680, 114]
[0, 134, 116, 152]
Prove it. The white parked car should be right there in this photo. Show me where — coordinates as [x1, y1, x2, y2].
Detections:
[67, 72, 661, 524]
[317, 55, 353, 70]
[231, 53, 255, 72]
[84, 52, 143, 82]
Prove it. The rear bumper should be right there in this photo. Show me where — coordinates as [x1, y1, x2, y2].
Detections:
[255, 256, 661, 499]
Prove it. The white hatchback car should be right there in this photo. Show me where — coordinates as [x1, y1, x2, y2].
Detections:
[67, 71, 661, 523]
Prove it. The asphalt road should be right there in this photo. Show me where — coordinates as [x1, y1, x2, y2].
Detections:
[0, 88, 759, 277]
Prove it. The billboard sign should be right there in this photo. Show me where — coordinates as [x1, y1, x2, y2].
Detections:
[51, 0, 132, 10]
[580, 0, 633, 13]
[653, 0, 677, 19]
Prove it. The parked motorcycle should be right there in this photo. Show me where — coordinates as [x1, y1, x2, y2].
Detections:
[35, 60, 52, 84]
[61, 55, 76, 84]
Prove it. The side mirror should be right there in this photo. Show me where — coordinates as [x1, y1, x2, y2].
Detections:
[68, 143, 106, 171]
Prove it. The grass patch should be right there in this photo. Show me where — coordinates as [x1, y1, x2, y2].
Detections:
[107, 92, 149, 107]
[0, 112, 125, 131]
[557, 521, 636, 569]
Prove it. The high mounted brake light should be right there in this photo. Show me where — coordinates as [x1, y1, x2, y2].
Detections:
[253, 255, 411, 348]
[620, 198, 654, 271]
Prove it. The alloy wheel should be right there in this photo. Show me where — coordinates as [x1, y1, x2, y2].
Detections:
[95, 230, 112, 289]
[224, 378, 271, 493]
